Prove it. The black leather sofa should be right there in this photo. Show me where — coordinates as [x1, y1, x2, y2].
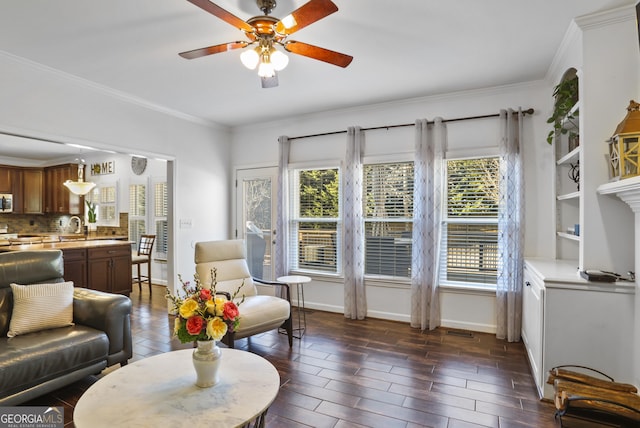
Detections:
[0, 250, 132, 405]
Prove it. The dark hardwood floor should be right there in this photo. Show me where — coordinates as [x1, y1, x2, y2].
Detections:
[26, 284, 572, 427]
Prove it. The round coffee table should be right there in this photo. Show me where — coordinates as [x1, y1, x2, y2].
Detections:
[74, 348, 280, 427]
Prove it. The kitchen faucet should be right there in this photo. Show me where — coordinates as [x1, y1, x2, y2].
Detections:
[67, 216, 83, 234]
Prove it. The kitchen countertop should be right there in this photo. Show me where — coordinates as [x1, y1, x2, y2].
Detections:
[0, 233, 128, 246]
[0, 239, 132, 251]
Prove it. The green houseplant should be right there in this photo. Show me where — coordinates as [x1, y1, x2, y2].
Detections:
[86, 200, 97, 224]
[546, 76, 579, 144]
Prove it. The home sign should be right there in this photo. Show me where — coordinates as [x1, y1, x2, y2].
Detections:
[90, 161, 115, 176]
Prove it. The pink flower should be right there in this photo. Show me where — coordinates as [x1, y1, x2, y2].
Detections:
[223, 301, 239, 321]
[186, 316, 205, 335]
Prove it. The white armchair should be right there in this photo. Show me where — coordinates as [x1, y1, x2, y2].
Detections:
[194, 239, 293, 348]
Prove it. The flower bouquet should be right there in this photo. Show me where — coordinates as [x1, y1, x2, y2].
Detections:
[166, 268, 244, 343]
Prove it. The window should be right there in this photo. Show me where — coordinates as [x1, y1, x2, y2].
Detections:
[129, 183, 146, 245]
[440, 157, 499, 286]
[153, 181, 168, 259]
[86, 182, 118, 227]
[363, 162, 414, 278]
[289, 168, 340, 274]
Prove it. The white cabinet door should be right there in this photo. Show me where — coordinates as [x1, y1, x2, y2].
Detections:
[522, 267, 545, 397]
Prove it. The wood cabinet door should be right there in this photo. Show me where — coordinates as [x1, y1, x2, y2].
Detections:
[45, 164, 82, 214]
[0, 167, 12, 193]
[111, 255, 132, 295]
[87, 257, 111, 293]
[22, 169, 44, 214]
[63, 248, 87, 288]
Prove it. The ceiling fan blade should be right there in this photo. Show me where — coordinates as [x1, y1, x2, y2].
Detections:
[284, 41, 353, 68]
[275, 0, 338, 35]
[179, 41, 248, 59]
[186, 0, 254, 33]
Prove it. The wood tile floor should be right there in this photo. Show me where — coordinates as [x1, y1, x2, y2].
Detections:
[25, 284, 573, 427]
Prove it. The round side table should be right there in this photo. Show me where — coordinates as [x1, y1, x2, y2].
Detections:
[277, 275, 311, 338]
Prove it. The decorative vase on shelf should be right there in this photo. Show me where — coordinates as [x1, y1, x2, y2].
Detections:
[192, 340, 222, 388]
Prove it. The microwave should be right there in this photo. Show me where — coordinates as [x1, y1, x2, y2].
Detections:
[0, 194, 13, 213]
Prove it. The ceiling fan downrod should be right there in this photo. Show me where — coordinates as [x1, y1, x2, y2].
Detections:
[257, 0, 277, 15]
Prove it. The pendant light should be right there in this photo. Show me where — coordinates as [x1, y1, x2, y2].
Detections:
[63, 162, 96, 196]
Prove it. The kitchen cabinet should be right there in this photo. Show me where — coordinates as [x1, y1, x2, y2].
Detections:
[45, 164, 82, 214]
[522, 258, 635, 399]
[0, 167, 12, 193]
[87, 245, 132, 295]
[21, 169, 44, 214]
[62, 248, 87, 288]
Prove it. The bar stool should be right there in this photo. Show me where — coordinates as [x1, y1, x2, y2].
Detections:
[132, 234, 155, 293]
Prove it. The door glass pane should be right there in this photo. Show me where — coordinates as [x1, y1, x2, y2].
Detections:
[243, 177, 272, 280]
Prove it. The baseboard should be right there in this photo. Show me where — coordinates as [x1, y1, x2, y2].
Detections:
[440, 319, 496, 334]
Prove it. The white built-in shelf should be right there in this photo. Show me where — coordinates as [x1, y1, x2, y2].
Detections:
[556, 147, 581, 165]
[557, 232, 581, 241]
[557, 191, 580, 201]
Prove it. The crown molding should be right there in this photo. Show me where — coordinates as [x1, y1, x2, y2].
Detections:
[0, 50, 228, 131]
[575, 3, 637, 31]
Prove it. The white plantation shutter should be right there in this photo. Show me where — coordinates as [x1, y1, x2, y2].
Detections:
[154, 181, 168, 258]
[440, 158, 499, 286]
[129, 183, 146, 243]
[87, 182, 118, 227]
[363, 162, 414, 278]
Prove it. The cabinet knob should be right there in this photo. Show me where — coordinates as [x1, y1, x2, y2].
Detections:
[525, 281, 531, 287]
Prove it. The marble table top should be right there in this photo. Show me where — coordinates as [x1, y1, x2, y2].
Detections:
[74, 348, 280, 428]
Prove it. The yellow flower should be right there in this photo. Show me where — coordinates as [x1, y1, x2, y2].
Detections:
[174, 317, 181, 335]
[214, 297, 227, 316]
[205, 298, 216, 315]
[206, 316, 228, 341]
[179, 298, 198, 318]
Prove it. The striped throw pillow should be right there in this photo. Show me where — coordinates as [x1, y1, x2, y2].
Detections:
[8, 281, 74, 337]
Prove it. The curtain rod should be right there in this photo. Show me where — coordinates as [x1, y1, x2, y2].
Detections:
[288, 108, 535, 141]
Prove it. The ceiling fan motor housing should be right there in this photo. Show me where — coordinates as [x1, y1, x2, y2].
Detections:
[257, 0, 277, 15]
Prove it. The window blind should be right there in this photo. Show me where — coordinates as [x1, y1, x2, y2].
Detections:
[289, 168, 340, 273]
[440, 158, 499, 285]
[363, 162, 414, 278]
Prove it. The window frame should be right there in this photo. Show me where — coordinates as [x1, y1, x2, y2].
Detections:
[439, 155, 500, 290]
[86, 181, 119, 227]
[362, 160, 414, 280]
[288, 165, 342, 276]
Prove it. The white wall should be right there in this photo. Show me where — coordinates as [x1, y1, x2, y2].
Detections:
[0, 52, 232, 293]
[231, 82, 552, 331]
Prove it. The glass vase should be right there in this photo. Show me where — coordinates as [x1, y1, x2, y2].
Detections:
[192, 340, 222, 388]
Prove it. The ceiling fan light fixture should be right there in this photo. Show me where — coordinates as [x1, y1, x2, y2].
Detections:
[240, 48, 260, 69]
[258, 60, 275, 78]
[271, 49, 289, 71]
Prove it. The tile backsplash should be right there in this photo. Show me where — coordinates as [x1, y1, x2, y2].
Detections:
[0, 212, 129, 236]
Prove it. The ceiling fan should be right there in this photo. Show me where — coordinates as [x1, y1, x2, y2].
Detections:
[179, 0, 353, 88]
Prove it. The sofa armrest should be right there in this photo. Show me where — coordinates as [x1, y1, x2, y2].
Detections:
[73, 288, 132, 366]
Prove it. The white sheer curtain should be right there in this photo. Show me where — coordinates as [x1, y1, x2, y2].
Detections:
[411, 118, 446, 330]
[343, 126, 366, 320]
[496, 109, 524, 342]
[275, 136, 290, 282]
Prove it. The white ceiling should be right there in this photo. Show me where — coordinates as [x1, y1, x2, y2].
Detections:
[0, 0, 636, 161]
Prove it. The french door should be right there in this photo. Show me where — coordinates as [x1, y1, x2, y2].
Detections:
[235, 167, 278, 281]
